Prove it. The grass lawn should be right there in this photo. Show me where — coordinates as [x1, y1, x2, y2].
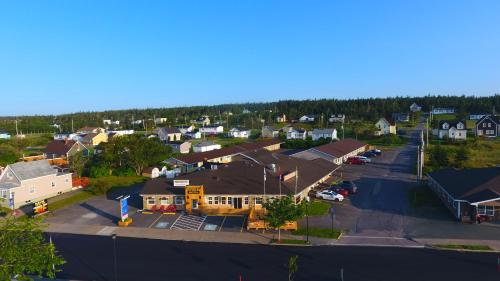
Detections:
[48, 191, 95, 211]
[433, 244, 493, 251]
[271, 238, 308, 245]
[292, 227, 342, 239]
[306, 200, 331, 216]
[89, 176, 146, 194]
[432, 114, 457, 121]
[408, 186, 442, 208]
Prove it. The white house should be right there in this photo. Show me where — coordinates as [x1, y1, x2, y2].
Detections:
[194, 115, 211, 126]
[287, 129, 307, 140]
[328, 114, 345, 123]
[437, 120, 467, 140]
[261, 126, 279, 138]
[185, 130, 202, 139]
[155, 117, 168, 124]
[103, 119, 120, 126]
[409, 103, 422, 112]
[0, 131, 11, 139]
[312, 129, 337, 141]
[193, 141, 222, 153]
[299, 115, 315, 123]
[375, 118, 396, 136]
[276, 114, 287, 123]
[177, 125, 195, 134]
[228, 128, 251, 138]
[432, 108, 456, 115]
[157, 127, 182, 142]
[469, 114, 486, 121]
[199, 125, 224, 136]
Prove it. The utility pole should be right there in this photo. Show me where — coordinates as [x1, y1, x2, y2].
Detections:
[15, 119, 19, 136]
[417, 145, 420, 181]
[426, 118, 429, 148]
[71, 118, 74, 132]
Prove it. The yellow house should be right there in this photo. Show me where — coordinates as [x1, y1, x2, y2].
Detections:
[82, 132, 108, 146]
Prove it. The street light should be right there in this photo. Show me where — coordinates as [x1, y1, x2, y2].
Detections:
[112, 234, 118, 281]
[305, 196, 310, 244]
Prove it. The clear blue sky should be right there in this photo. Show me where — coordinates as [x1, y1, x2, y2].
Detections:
[1, 1, 499, 115]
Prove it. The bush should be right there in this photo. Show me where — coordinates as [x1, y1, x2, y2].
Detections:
[89, 165, 110, 178]
[112, 166, 136, 177]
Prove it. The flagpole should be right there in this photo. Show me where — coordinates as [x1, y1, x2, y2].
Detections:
[263, 167, 266, 203]
[294, 166, 298, 204]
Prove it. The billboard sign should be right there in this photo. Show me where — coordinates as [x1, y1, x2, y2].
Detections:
[33, 199, 48, 215]
[174, 179, 189, 187]
[120, 196, 130, 221]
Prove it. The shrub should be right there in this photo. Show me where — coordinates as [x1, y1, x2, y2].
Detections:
[113, 166, 136, 177]
[89, 165, 110, 178]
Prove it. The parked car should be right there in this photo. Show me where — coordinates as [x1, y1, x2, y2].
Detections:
[362, 151, 377, 158]
[345, 157, 364, 165]
[329, 187, 349, 197]
[353, 156, 371, 163]
[336, 180, 358, 194]
[369, 149, 382, 156]
[316, 190, 344, 202]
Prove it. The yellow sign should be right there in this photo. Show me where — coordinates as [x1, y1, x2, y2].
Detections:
[185, 185, 204, 213]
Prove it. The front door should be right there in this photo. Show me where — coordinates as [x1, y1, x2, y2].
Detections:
[192, 199, 199, 209]
[233, 197, 242, 209]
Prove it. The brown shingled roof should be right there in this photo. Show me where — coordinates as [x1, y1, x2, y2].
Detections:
[313, 138, 367, 158]
[44, 140, 78, 156]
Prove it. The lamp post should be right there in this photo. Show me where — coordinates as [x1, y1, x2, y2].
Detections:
[305, 196, 310, 244]
[112, 234, 118, 281]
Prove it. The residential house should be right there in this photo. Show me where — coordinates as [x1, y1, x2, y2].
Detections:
[299, 115, 315, 123]
[228, 128, 251, 138]
[276, 114, 287, 123]
[44, 140, 89, 159]
[185, 130, 202, 139]
[287, 129, 307, 140]
[242, 109, 251, 114]
[375, 118, 396, 136]
[131, 119, 143, 125]
[409, 103, 422, 112]
[428, 167, 500, 222]
[194, 115, 211, 126]
[436, 120, 467, 140]
[392, 113, 410, 122]
[157, 127, 182, 142]
[81, 132, 108, 146]
[0, 131, 12, 139]
[107, 130, 134, 138]
[432, 108, 456, 115]
[475, 115, 499, 137]
[199, 125, 224, 136]
[177, 125, 195, 135]
[261, 126, 279, 138]
[328, 114, 345, 123]
[103, 120, 120, 126]
[193, 141, 222, 153]
[312, 129, 337, 141]
[292, 138, 367, 165]
[53, 132, 77, 141]
[77, 127, 105, 134]
[142, 167, 161, 179]
[167, 141, 191, 154]
[469, 114, 486, 121]
[155, 117, 168, 124]
[0, 160, 73, 209]
[141, 149, 338, 215]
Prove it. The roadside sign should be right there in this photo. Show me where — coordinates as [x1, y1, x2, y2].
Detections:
[174, 179, 189, 187]
[119, 195, 130, 222]
[33, 199, 48, 215]
[8, 192, 14, 209]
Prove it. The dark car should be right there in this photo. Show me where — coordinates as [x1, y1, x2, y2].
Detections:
[346, 157, 364, 165]
[362, 151, 377, 158]
[337, 180, 358, 194]
[369, 149, 382, 156]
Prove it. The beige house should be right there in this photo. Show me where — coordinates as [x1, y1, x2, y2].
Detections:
[0, 160, 73, 209]
[375, 118, 396, 135]
[81, 132, 108, 146]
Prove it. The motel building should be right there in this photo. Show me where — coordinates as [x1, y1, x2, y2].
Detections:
[140, 150, 339, 216]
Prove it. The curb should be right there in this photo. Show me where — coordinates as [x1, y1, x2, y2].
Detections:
[426, 245, 500, 253]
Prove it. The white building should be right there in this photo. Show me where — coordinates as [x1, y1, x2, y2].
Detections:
[409, 103, 422, 112]
[185, 130, 202, 139]
[199, 125, 224, 136]
[287, 129, 307, 140]
[312, 129, 337, 141]
[328, 114, 345, 123]
[299, 115, 315, 123]
[437, 120, 467, 140]
[103, 119, 120, 126]
[432, 108, 456, 115]
[228, 128, 251, 138]
[375, 118, 396, 136]
[193, 141, 222, 153]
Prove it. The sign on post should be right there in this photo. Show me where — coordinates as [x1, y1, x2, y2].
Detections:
[33, 199, 48, 215]
[119, 195, 130, 222]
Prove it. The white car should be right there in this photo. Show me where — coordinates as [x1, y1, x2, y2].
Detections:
[316, 190, 344, 202]
[354, 156, 371, 163]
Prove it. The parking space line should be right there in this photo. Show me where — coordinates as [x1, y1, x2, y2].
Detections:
[240, 216, 247, 232]
[219, 216, 227, 232]
[148, 214, 163, 228]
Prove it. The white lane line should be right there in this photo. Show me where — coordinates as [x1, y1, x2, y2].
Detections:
[148, 214, 164, 228]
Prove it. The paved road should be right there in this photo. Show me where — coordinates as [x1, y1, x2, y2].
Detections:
[50, 233, 500, 281]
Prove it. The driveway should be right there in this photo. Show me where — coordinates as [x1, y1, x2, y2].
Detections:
[305, 125, 500, 240]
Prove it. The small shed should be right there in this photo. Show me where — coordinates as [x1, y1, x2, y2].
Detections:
[142, 167, 160, 179]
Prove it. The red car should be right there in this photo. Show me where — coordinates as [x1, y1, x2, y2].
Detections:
[346, 157, 365, 165]
[330, 187, 349, 197]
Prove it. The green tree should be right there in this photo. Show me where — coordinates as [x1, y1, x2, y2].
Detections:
[0, 216, 65, 280]
[124, 135, 171, 175]
[0, 145, 20, 166]
[69, 151, 88, 177]
[429, 145, 449, 169]
[454, 146, 470, 168]
[262, 195, 303, 242]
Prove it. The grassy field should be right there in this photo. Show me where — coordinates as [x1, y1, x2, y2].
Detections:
[408, 186, 442, 208]
[292, 227, 342, 239]
[48, 191, 95, 211]
[432, 114, 457, 121]
[433, 244, 493, 251]
[306, 200, 331, 216]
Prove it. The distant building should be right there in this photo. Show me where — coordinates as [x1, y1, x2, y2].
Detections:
[157, 127, 182, 143]
[167, 141, 192, 154]
[276, 114, 287, 123]
[242, 109, 251, 114]
[44, 140, 89, 159]
[409, 103, 422, 112]
[475, 115, 499, 138]
[287, 129, 307, 140]
[0, 131, 11, 139]
[0, 160, 73, 209]
[131, 120, 143, 125]
[103, 120, 120, 126]
[78, 127, 105, 134]
[177, 125, 195, 134]
[261, 126, 279, 138]
[312, 129, 337, 141]
[199, 125, 224, 136]
[155, 118, 168, 124]
[142, 167, 160, 179]
[392, 113, 410, 122]
[328, 114, 345, 123]
[193, 141, 221, 153]
[81, 132, 108, 147]
[375, 118, 396, 136]
[469, 114, 486, 120]
[194, 115, 211, 126]
[298, 115, 315, 123]
[185, 130, 202, 139]
[432, 108, 456, 115]
[228, 128, 251, 138]
[436, 120, 466, 140]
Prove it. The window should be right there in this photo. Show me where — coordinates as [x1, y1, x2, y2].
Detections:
[255, 197, 263, 205]
[29, 187, 35, 194]
[160, 197, 169, 205]
[0, 190, 7, 199]
[244, 197, 249, 205]
[214, 196, 219, 205]
[174, 196, 184, 205]
[227, 197, 232, 205]
[488, 123, 491, 128]
[221, 197, 226, 205]
[147, 197, 155, 205]
[208, 197, 213, 205]
[477, 205, 494, 216]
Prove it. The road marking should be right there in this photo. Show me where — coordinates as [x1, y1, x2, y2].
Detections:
[240, 216, 247, 232]
[219, 216, 227, 232]
[148, 214, 164, 228]
[96, 226, 116, 236]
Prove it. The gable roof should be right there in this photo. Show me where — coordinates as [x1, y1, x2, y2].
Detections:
[476, 115, 499, 126]
[377, 117, 395, 126]
[7, 160, 57, 181]
[312, 128, 336, 135]
[194, 141, 219, 148]
[312, 138, 366, 158]
[81, 133, 100, 143]
[45, 140, 79, 155]
[262, 126, 278, 131]
[429, 167, 500, 204]
[158, 127, 181, 135]
[438, 120, 465, 130]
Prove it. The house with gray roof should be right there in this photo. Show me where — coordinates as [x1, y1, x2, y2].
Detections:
[312, 128, 338, 141]
[0, 160, 73, 209]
